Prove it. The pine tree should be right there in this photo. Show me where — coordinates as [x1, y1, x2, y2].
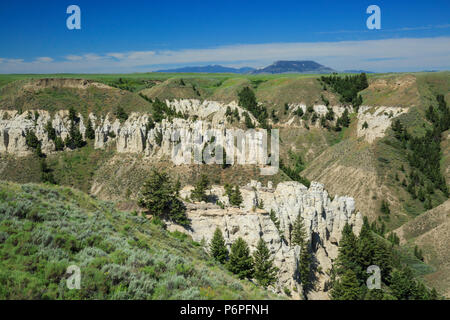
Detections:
[40, 159, 56, 184]
[210, 227, 229, 264]
[25, 129, 40, 149]
[115, 106, 128, 122]
[65, 120, 85, 149]
[85, 119, 95, 140]
[269, 209, 280, 231]
[54, 136, 64, 151]
[290, 214, 311, 290]
[244, 112, 255, 129]
[355, 218, 375, 280]
[418, 188, 425, 202]
[330, 269, 362, 300]
[68, 107, 78, 123]
[336, 224, 361, 276]
[340, 108, 350, 127]
[227, 237, 254, 279]
[191, 174, 209, 202]
[424, 197, 432, 210]
[389, 268, 417, 300]
[138, 170, 188, 225]
[298, 241, 311, 290]
[228, 185, 243, 207]
[253, 238, 278, 288]
[173, 178, 181, 197]
[380, 200, 390, 215]
[291, 214, 307, 247]
[414, 245, 424, 261]
[45, 120, 56, 141]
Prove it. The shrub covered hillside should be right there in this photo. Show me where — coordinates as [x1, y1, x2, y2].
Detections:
[0, 181, 276, 299]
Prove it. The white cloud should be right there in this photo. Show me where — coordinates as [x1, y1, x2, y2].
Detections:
[107, 53, 126, 59]
[65, 55, 83, 61]
[1, 37, 449, 73]
[35, 57, 53, 63]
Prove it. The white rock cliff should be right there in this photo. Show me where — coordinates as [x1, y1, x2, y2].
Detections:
[170, 180, 363, 299]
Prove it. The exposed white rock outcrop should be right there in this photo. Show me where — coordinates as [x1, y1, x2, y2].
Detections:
[357, 106, 408, 143]
[166, 99, 258, 125]
[171, 180, 363, 299]
[288, 104, 348, 118]
[1, 99, 259, 158]
[284, 104, 349, 128]
[0, 109, 80, 156]
[1, 108, 271, 168]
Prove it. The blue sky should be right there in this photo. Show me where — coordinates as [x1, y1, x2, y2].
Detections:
[0, 0, 449, 73]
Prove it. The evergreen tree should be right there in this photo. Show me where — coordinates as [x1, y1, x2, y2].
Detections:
[414, 245, 424, 261]
[210, 227, 229, 264]
[269, 209, 281, 231]
[237, 87, 268, 126]
[228, 185, 243, 207]
[339, 108, 351, 127]
[355, 218, 375, 279]
[25, 129, 40, 149]
[298, 241, 311, 290]
[45, 120, 56, 141]
[224, 183, 233, 197]
[380, 200, 390, 215]
[227, 237, 254, 279]
[68, 107, 79, 123]
[253, 238, 278, 288]
[115, 106, 129, 122]
[244, 112, 255, 129]
[389, 268, 417, 300]
[65, 120, 85, 149]
[417, 188, 425, 202]
[191, 174, 209, 202]
[424, 197, 432, 210]
[291, 214, 307, 247]
[54, 136, 64, 151]
[138, 170, 189, 225]
[290, 214, 311, 290]
[295, 107, 304, 118]
[336, 224, 361, 276]
[330, 269, 362, 300]
[85, 119, 95, 140]
[40, 159, 56, 184]
[173, 178, 181, 197]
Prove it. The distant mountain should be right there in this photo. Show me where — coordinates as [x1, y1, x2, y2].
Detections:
[251, 60, 335, 74]
[343, 70, 374, 74]
[155, 61, 375, 75]
[156, 65, 255, 74]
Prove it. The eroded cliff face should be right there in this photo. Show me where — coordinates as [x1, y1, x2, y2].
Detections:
[0, 99, 259, 160]
[169, 180, 363, 300]
[0, 109, 85, 156]
[0, 100, 406, 158]
[357, 106, 408, 143]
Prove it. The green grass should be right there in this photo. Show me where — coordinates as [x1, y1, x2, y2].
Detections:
[0, 181, 278, 300]
[0, 80, 155, 119]
[396, 245, 436, 278]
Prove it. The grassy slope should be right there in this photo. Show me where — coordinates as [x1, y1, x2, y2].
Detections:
[304, 73, 449, 227]
[394, 200, 450, 297]
[0, 79, 154, 118]
[0, 181, 277, 300]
